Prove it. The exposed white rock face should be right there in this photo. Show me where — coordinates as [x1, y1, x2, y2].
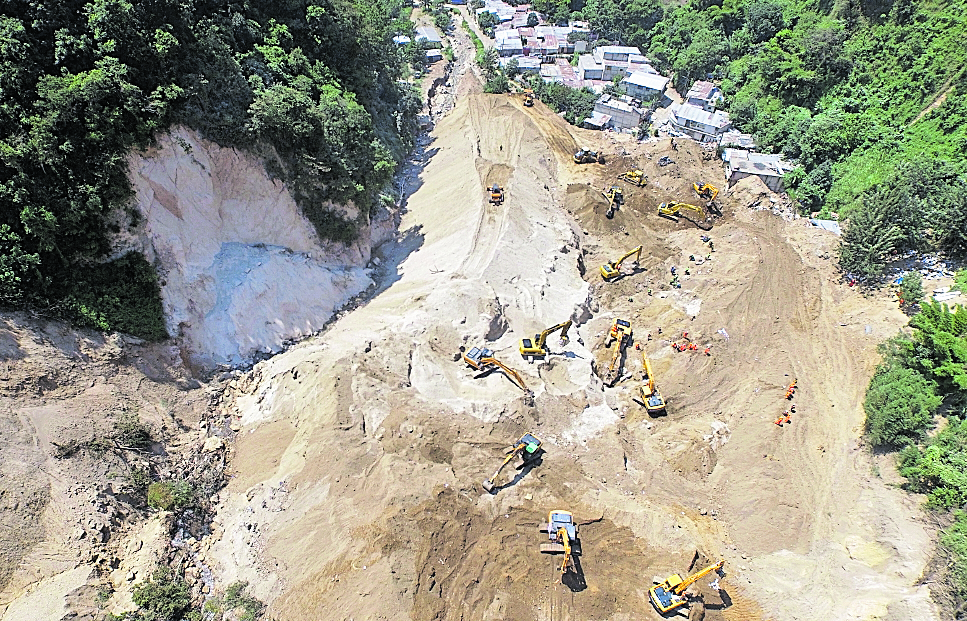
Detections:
[126, 127, 374, 369]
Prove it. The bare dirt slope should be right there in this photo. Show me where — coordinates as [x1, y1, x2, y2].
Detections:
[203, 92, 940, 621]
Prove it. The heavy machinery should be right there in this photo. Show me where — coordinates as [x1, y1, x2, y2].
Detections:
[618, 169, 647, 186]
[574, 149, 605, 164]
[539, 510, 578, 576]
[639, 352, 666, 415]
[650, 559, 725, 615]
[523, 89, 535, 106]
[519, 320, 572, 359]
[489, 184, 504, 205]
[658, 201, 712, 230]
[463, 346, 528, 392]
[481, 432, 542, 492]
[600, 245, 642, 281]
[693, 182, 719, 202]
[602, 186, 624, 219]
[603, 319, 633, 386]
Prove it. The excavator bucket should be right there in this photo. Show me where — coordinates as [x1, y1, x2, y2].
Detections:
[482, 479, 495, 493]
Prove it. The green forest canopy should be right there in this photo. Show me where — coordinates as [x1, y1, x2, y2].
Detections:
[0, 0, 419, 338]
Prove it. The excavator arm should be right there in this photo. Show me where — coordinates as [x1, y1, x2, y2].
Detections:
[480, 357, 528, 392]
[536, 320, 572, 350]
[557, 527, 572, 573]
[673, 560, 725, 595]
[600, 246, 642, 281]
[640, 353, 666, 413]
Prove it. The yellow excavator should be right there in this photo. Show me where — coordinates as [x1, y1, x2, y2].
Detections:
[489, 184, 504, 205]
[692, 182, 719, 202]
[600, 245, 642, 281]
[523, 89, 535, 106]
[463, 346, 528, 392]
[602, 186, 624, 219]
[603, 319, 632, 386]
[639, 352, 666, 414]
[519, 320, 572, 359]
[658, 201, 712, 230]
[481, 432, 542, 492]
[539, 510, 578, 577]
[650, 559, 725, 614]
[618, 169, 646, 186]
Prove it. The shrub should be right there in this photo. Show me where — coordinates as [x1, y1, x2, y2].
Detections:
[942, 511, 967, 596]
[147, 480, 193, 512]
[898, 271, 924, 308]
[132, 566, 191, 621]
[864, 364, 941, 447]
[114, 412, 153, 449]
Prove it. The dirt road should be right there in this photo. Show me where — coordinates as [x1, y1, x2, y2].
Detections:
[201, 84, 940, 621]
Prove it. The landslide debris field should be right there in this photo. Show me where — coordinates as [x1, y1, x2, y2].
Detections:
[203, 93, 939, 621]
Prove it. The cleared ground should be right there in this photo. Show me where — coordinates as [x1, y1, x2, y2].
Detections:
[202, 86, 939, 621]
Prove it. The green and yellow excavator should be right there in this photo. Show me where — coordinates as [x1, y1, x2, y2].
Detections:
[482, 432, 543, 493]
[650, 559, 725, 615]
[600, 245, 642, 281]
[639, 352, 666, 415]
[692, 182, 719, 202]
[463, 346, 528, 392]
[539, 510, 578, 578]
[519, 320, 572, 359]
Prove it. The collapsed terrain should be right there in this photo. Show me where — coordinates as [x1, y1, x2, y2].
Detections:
[0, 37, 944, 621]
[196, 90, 939, 621]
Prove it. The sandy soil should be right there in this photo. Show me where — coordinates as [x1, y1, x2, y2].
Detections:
[199, 68, 941, 621]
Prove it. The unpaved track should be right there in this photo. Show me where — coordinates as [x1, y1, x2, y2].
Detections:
[207, 94, 941, 621]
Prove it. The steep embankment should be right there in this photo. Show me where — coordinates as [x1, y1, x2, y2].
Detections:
[123, 128, 398, 370]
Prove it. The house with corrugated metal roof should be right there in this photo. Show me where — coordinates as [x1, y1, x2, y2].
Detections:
[415, 26, 443, 49]
[621, 70, 669, 100]
[669, 103, 731, 142]
[723, 149, 795, 192]
[685, 80, 723, 112]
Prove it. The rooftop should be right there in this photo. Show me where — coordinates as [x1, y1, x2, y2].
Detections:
[686, 80, 718, 101]
[672, 103, 730, 128]
[623, 71, 669, 92]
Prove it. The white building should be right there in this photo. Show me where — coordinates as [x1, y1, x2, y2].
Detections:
[622, 70, 669, 100]
[723, 150, 795, 192]
[669, 103, 731, 142]
[577, 45, 648, 81]
[587, 94, 646, 130]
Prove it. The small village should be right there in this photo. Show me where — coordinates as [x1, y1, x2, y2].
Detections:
[405, 0, 798, 195]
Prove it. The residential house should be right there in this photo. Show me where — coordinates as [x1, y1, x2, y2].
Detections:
[685, 80, 722, 112]
[415, 26, 443, 49]
[495, 30, 523, 57]
[576, 45, 649, 82]
[425, 49, 443, 63]
[622, 70, 669, 101]
[719, 130, 756, 149]
[723, 149, 795, 192]
[669, 103, 731, 143]
[588, 94, 646, 130]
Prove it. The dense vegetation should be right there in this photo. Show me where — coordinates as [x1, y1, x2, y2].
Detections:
[0, 0, 419, 338]
[863, 284, 967, 605]
[571, 0, 967, 278]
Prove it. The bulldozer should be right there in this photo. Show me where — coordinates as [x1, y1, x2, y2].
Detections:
[489, 184, 504, 205]
[658, 201, 712, 230]
[463, 346, 528, 392]
[639, 352, 666, 415]
[573, 149, 605, 164]
[600, 245, 642, 281]
[692, 182, 719, 202]
[481, 432, 543, 493]
[602, 186, 623, 219]
[539, 510, 578, 577]
[649, 559, 725, 615]
[523, 89, 535, 106]
[603, 319, 632, 386]
[618, 169, 647, 186]
[519, 320, 572, 359]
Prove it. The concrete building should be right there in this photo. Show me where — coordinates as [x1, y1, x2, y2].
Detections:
[425, 49, 443, 63]
[669, 103, 731, 142]
[723, 149, 795, 192]
[577, 45, 648, 82]
[719, 130, 756, 149]
[622, 70, 669, 101]
[589, 94, 646, 130]
[685, 80, 723, 112]
[495, 30, 523, 57]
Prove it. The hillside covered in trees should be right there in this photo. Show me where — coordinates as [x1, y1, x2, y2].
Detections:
[0, 0, 419, 337]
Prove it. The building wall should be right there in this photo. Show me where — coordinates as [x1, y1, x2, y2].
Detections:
[728, 171, 783, 192]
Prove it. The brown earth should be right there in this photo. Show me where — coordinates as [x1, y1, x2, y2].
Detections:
[199, 86, 940, 621]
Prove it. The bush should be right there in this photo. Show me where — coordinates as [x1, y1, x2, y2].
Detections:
[114, 412, 153, 449]
[132, 566, 191, 621]
[898, 418, 967, 508]
[898, 271, 923, 308]
[942, 511, 967, 597]
[864, 364, 941, 447]
[147, 480, 193, 511]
